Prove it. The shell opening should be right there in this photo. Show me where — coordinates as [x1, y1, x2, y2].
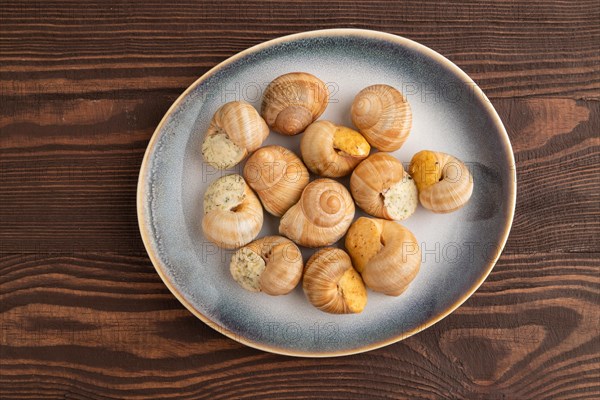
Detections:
[382, 178, 419, 221]
[344, 217, 383, 273]
[203, 174, 246, 214]
[409, 151, 442, 191]
[201, 132, 245, 170]
[229, 247, 266, 292]
[332, 127, 371, 158]
[337, 268, 367, 313]
[230, 203, 243, 212]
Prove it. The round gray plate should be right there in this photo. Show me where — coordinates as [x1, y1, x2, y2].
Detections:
[137, 29, 516, 357]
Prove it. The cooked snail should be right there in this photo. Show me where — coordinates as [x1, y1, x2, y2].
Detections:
[350, 152, 418, 221]
[201, 101, 269, 169]
[261, 72, 329, 135]
[229, 235, 303, 295]
[279, 178, 355, 247]
[303, 248, 367, 314]
[202, 174, 263, 249]
[351, 84, 412, 151]
[300, 120, 370, 177]
[409, 150, 473, 213]
[345, 217, 421, 296]
[243, 145, 310, 217]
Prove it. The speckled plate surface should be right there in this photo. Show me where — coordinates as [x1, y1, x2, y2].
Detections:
[137, 29, 516, 357]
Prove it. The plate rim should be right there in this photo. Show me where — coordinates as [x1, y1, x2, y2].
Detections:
[137, 28, 517, 357]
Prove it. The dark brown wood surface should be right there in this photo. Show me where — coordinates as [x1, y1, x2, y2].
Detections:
[1, 1, 599, 398]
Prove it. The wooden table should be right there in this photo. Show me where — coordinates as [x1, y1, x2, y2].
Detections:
[1, 1, 599, 398]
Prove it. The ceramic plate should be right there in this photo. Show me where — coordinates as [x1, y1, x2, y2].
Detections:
[137, 29, 516, 357]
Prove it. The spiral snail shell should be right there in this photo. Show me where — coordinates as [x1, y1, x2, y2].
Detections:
[350, 152, 418, 221]
[409, 150, 473, 213]
[261, 72, 329, 135]
[229, 235, 303, 295]
[303, 248, 367, 314]
[243, 145, 310, 217]
[201, 101, 269, 169]
[351, 84, 412, 151]
[202, 174, 263, 249]
[300, 120, 371, 178]
[345, 217, 421, 296]
[279, 178, 355, 247]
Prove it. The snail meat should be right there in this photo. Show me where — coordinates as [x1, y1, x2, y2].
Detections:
[201, 101, 269, 169]
[350, 152, 418, 221]
[230, 236, 303, 295]
[202, 174, 263, 249]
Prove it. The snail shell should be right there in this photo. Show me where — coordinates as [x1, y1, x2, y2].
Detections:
[409, 150, 473, 213]
[351, 84, 412, 151]
[279, 178, 355, 248]
[303, 248, 367, 314]
[350, 152, 418, 221]
[261, 72, 329, 135]
[345, 217, 421, 296]
[243, 145, 310, 217]
[201, 101, 269, 169]
[202, 174, 263, 249]
[300, 120, 371, 178]
[230, 235, 303, 295]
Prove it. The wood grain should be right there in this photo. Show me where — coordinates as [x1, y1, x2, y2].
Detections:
[1, 0, 599, 398]
[0, 0, 599, 100]
[1, 253, 598, 399]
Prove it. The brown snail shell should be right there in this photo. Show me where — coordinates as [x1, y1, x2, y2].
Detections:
[243, 145, 310, 217]
[345, 217, 421, 296]
[229, 235, 303, 295]
[201, 101, 269, 169]
[350, 152, 418, 221]
[409, 150, 473, 213]
[279, 178, 355, 247]
[300, 120, 371, 178]
[351, 84, 412, 151]
[261, 72, 329, 135]
[303, 248, 367, 314]
[202, 174, 263, 249]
